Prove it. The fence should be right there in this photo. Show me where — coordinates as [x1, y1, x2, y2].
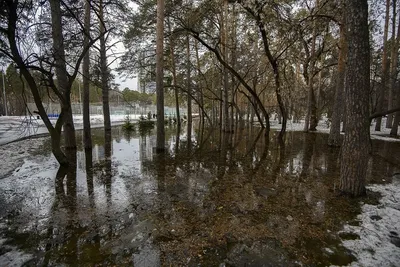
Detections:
[26, 102, 188, 117]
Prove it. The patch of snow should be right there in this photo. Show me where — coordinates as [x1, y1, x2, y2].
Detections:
[0, 137, 49, 179]
[0, 249, 33, 267]
[339, 175, 400, 267]
[0, 114, 137, 145]
[269, 117, 400, 142]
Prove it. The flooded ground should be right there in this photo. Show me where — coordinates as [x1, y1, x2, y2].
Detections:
[0, 124, 399, 266]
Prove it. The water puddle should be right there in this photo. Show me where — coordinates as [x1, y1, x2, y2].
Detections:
[0, 125, 399, 266]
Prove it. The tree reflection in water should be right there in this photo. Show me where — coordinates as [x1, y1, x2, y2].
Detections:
[0, 124, 399, 266]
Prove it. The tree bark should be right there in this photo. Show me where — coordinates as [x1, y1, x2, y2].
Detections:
[186, 34, 192, 147]
[222, 0, 230, 133]
[50, 0, 76, 151]
[339, 0, 370, 197]
[168, 18, 181, 128]
[390, 100, 400, 136]
[328, 5, 347, 146]
[156, 0, 165, 152]
[305, 20, 318, 131]
[82, 0, 92, 149]
[194, 39, 206, 127]
[255, 10, 286, 138]
[99, 0, 111, 135]
[387, 0, 399, 128]
[375, 0, 390, 131]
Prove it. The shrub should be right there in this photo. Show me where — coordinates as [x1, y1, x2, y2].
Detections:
[122, 115, 135, 131]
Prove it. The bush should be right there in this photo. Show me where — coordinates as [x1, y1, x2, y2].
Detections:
[138, 120, 155, 136]
[122, 115, 135, 131]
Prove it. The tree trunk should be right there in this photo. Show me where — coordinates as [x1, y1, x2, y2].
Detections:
[375, 0, 390, 131]
[390, 12, 400, 137]
[99, 0, 111, 135]
[195, 39, 206, 127]
[168, 18, 181, 128]
[156, 0, 165, 152]
[186, 34, 192, 147]
[390, 97, 400, 136]
[304, 2, 318, 132]
[387, 0, 398, 128]
[50, 0, 76, 150]
[222, 0, 230, 133]
[82, 0, 92, 149]
[339, 0, 370, 197]
[191, 33, 270, 132]
[255, 11, 286, 137]
[329, 6, 347, 146]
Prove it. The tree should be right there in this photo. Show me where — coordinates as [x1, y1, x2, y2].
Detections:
[375, 0, 390, 131]
[156, 0, 165, 152]
[387, 0, 399, 128]
[50, 0, 77, 150]
[82, 0, 92, 149]
[98, 0, 112, 138]
[0, 0, 100, 166]
[328, 1, 347, 146]
[339, 0, 370, 196]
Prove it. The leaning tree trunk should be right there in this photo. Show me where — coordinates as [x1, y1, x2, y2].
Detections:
[375, 0, 390, 131]
[82, 0, 92, 149]
[50, 0, 76, 151]
[99, 0, 111, 135]
[328, 6, 347, 146]
[155, 0, 165, 152]
[339, 0, 370, 197]
[258, 29, 286, 137]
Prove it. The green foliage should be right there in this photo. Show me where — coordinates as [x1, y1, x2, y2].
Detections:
[122, 115, 136, 131]
[121, 88, 154, 105]
[138, 120, 155, 136]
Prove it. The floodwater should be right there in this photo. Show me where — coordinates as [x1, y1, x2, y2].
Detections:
[0, 123, 399, 266]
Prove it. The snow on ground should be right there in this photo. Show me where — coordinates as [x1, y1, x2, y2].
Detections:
[338, 175, 400, 267]
[269, 117, 400, 142]
[0, 114, 138, 145]
[0, 236, 33, 267]
[0, 137, 49, 179]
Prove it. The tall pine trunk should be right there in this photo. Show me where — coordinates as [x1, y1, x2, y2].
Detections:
[339, 0, 370, 197]
[222, 0, 230, 133]
[99, 0, 111, 135]
[186, 34, 192, 147]
[387, 0, 398, 128]
[304, 1, 318, 132]
[155, 0, 165, 152]
[375, 0, 390, 131]
[82, 0, 92, 149]
[167, 19, 180, 128]
[328, 5, 347, 146]
[390, 7, 400, 137]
